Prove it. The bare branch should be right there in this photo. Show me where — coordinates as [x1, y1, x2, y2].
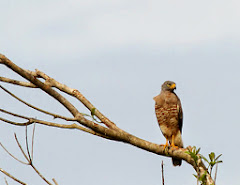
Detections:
[0, 76, 36, 88]
[0, 109, 113, 140]
[25, 126, 32, 163]
[0, 55, 124, 141]
[1, 128, 53, 185]
[0, 117, 29, 127]
[0, 55, 82, 118]
[52, 178, 58, 185]
[0, 168, 27, 185]
[0, 142, 28, 165]
[31, 164, 53, 185]
[4, 177, 8, 185]
[34, 69, 117, 129]
[0, 108, 31, 120]
[161, 161, 164, 185]
[14, 133, 30, 162]
[214, 163, 218, 184]
[31, 124, 36, 161]
[0, 85, 79, 121]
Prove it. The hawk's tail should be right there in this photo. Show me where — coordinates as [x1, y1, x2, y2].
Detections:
[172, 157, 182, 166]
[171, 130, 183, 166]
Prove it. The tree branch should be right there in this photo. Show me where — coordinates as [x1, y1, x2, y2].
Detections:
[0, 142, 28, 165]
[0, 109, 112, 140]
[0, 126, 56, 185]
[0, 76, 37, 88]
[34, 69, 117, 129]
[0, 85, 89, 120]
[0, 54, 215, 185]
[0, 84, 78, 121]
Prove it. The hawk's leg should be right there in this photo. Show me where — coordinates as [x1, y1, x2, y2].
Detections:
[163, 138, 169, 150]
[170, 135, 178, 149]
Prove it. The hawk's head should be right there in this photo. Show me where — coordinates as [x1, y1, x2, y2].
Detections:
[162, 81, 176, 92]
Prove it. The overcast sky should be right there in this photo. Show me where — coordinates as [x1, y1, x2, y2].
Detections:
[1, 1, 240, 185]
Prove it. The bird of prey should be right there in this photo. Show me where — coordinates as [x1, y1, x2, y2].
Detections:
[153, 81, 183, 166]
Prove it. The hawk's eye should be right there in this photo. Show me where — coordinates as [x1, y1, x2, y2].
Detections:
[167, 83, 171, 87]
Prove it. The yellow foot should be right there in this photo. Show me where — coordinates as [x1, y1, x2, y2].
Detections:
[163, 139, 169, 150]
[163, 144, 168, 150]
[170, 143, 178, 149]
[170, 135, 178, 149]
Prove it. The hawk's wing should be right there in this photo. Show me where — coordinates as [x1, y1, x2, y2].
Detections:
[176, 93, 183, 133]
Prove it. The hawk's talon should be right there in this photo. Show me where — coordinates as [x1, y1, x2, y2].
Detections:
[170, 143, 179, 149]
[163, 144, 168, 150]
[163, 139, 169, 150]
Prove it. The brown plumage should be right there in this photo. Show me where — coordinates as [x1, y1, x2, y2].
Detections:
[154, 81, 183, 166]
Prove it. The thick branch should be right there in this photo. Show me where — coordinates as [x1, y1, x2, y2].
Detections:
[0, 54, 125, 141]
[0, 54, 215, 185]
[0, 54, 80, 118]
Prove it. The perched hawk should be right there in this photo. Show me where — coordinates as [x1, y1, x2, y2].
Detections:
[154, 81, 183, 166]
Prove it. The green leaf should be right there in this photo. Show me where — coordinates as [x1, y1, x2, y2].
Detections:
[193, 174, 198, 179]
[201, 155, 210, 164]
[196, 147, 201, 154]
[215, 154, 222, 161]
[209, 152, 215, 161]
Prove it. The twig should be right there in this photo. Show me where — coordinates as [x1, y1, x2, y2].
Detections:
[31, 163, 53, 185]
[0, 142, 28, 165]
[0, 117, 30, 126]
[0, 168, 27, 185]
[0, 109, 113, 140]
[31, 124, 36, 161]
[23, 127, 53, 185]
[214, 163, 218, 184]
[0, 85, 81, 121]
[0, 76, 36, 88]
[161, 161, 164, 185]
[1, 129, 53, 184]
[0, 108, 31, 120]
[4, 177, 9, 185]
[25, 125, 32, 163]
[52, 178, 58, 185]
[14, 133, 29, 162]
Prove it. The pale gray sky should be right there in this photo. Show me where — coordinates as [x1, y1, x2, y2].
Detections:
[1, 1, 240, 185]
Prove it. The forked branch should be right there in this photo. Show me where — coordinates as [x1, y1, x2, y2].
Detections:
[0, 125, 58, 185]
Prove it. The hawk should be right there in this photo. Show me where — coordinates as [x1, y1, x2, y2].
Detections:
[153, 81, 183, 166]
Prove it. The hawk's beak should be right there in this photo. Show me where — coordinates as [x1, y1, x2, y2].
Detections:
[170, 83, 176, 89]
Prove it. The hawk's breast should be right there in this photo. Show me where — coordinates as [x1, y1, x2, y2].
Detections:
[155, 104, 179, 138]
